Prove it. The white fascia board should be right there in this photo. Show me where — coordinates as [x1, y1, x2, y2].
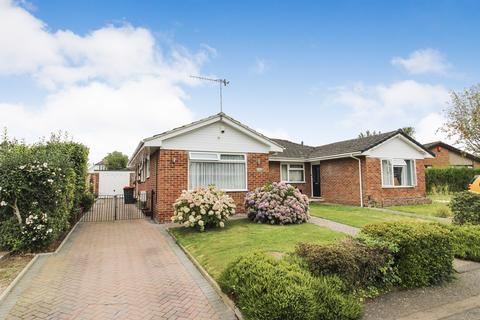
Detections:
[269, 157, 307, 162]
[362, 134, 434, 159]
[306, 152, 362, 162]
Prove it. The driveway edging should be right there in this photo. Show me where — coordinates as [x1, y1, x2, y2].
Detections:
[0, 219, 81, 305]
[166, 227, 244, 320]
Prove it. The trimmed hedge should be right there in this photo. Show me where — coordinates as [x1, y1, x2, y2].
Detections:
[295, 237, 398, 297]
[450, 191, 480, 225]
[219, 252, 362, 320]
[361, 221, 454, 288]
[439, 224, 480, 262]
[426, 167, 480, 193]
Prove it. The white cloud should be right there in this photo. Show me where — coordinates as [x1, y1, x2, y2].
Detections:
[0, 0, 215, 162]
[329, 80, 450, 138]
[391, 48, 450, 75]
[250, 58, 269, 75]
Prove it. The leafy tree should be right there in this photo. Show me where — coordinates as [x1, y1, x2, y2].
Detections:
[442, 84, 480, 155]
[358, 130, 382, 138]
[401, 126, 415, 137]
[104, 151, 129, 170]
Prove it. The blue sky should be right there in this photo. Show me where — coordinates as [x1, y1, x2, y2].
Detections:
[0, 0, 478, 161]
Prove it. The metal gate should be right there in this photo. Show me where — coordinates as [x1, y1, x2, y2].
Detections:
[80, 195, 145, 222]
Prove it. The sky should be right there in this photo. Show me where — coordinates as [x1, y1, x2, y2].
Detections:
[0, 0, 479, 162]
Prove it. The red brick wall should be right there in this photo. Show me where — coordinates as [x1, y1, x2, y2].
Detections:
[363, 157, 430, 206]
[153, 151, 270, 223]
[268, 161, 312, 196]
[423, 146, 450, 167]
[320, 158, 362, 206]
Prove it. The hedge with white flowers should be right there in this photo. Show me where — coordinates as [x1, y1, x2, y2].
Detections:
[171, 186, 236, 231]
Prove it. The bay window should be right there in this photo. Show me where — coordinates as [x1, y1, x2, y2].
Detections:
[381, 159, 416, 187]
[280, 163, 305, 183]
[188, 152, 247, 191]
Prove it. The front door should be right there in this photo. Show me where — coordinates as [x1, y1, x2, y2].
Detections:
[312, 165, 321, 197]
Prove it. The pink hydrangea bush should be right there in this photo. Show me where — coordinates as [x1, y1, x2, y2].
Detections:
[171, 186, 236, 231]
[245, 182, 310, 224]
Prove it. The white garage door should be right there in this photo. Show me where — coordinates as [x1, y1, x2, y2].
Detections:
[98, 171, 133, 195]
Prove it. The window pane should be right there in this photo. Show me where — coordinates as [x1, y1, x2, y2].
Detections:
[220, 154, 245, 161]
[393, 166, 404, 186]
[281, 164, 288, 181]
[405, 160, 414, 186]
[189, 162, 246, 190]
[289, 170, 304, 182]
[289, 164, 304, 169]
[189, 152, 218, 160]
[382, 160, 393, 186]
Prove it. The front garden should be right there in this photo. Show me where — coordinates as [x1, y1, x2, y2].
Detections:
[169, 182, 480, 320]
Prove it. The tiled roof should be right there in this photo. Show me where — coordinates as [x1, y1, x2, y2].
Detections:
[423, 141, 480, 162]
[272, 130, 433, 160]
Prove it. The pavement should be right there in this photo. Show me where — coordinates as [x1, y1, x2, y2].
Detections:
[0, 219, 236, 320]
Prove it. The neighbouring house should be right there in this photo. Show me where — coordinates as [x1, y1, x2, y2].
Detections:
[128, 113, 434, 222]
[423, 141, 480, 169]
[88, 160, 134, 196]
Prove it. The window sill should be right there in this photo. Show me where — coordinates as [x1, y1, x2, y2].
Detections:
[188, 189, 248, 192]
[281, 180, 306, 184]
[382, 186, 416, 189]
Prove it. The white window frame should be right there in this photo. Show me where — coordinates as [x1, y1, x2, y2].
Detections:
[381, 158, 417, 188]
[146, 155, 150, 179]
[187, 152, 248, 192]
[280, 163, 306, 183]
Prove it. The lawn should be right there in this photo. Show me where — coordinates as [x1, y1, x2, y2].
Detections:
[428, 193, 454, 203]
[0, 255, 33, 295]
[169, 218, 345, 280]
[309, 203, 426, 228]
[389, 202, 451, 218]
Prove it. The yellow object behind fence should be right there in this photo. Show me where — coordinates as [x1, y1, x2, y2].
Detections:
[469, 175, 480, 194]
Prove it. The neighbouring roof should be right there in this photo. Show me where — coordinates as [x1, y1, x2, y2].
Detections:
[423, 141, 480, 162]
[272, 130, 435, 160]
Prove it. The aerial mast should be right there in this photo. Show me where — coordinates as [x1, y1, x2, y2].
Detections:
[190, 75, 229, 113]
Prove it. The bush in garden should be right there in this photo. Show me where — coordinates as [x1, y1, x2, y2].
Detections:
[218, 252, 362, 320]
[438, 223, 480, 262]
[450, 191, 480, 225]
[426, 167, 480, 193]
[80, 192, 95, 213]
[245, 182, 310, 225]
[171, 186, 236, 231]
[0, 135, 89, 252]
[295, 237, 399, 297]
[361, 221, 454, 288]
[21, 209, 54, 251]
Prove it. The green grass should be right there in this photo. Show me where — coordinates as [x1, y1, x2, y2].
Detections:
[169, 218, 345, 280]
[309, 203, 425, 228]
[428, 193, 454, 202]
[389, 202, 451, 217]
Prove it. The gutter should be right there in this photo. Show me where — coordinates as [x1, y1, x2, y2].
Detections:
[350, 154, 364, 207]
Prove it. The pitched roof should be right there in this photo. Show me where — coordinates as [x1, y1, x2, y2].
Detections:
[270, 139, 315, 158]
[272, 130, 434, 160]
[423, 141, 480, 162]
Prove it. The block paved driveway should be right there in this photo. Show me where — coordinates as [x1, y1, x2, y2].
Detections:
[0, 219, 236, 320]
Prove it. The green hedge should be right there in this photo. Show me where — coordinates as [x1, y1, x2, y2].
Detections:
[426, 167, 480, 193]
[450, 191, 480, 225]
[438, 224, 480, 262]
[295, 237, 398, 297]
[361, 221, 454, 288]
[219, 252, 362, 320]
[0, 137, 89, 252]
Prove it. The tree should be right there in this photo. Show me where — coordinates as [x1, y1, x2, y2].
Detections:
[401, 126, 415, 137]
[442, 84, 480, 155]
[358, 130, 381, 138]
[104, 151, 129, 170]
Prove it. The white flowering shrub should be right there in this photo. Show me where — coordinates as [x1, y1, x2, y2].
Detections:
[171, 186, 236, 231]
[22, 209, 54, 251]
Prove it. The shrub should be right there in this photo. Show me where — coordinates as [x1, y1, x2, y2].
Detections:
[0, 218, 24, 252]
[450, 191, 480, 225]
[435, 206, 451, 218]
[439, 224, 480, 262]
[21, 209, 54, 251]
[171, 186, 236, 231]
[361, 221, 454, 288]
[426, 167, 480, 193]
[245, 182, 309, 225]
[219, 252, 362, 320]
[80, 193, 95, 213]
[295, 237, 398, 297]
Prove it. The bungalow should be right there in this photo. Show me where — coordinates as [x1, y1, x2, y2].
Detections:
[423, 141, 480, 169]
[128, 113, 434, 222]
